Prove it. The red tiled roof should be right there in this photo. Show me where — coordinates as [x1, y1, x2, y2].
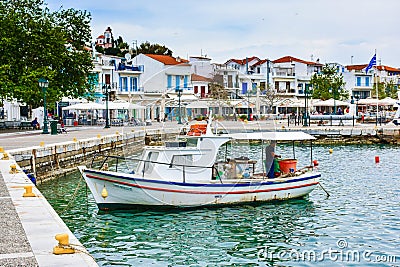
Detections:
[273, 56, 321, 66]
[191, 74, 212, 82]
[97, 35, 105, 39]
[226, 56, 260, 65]
[345, 64, 368, 71]
[252, 59, 269, 67]
[376, 65, 400, 72]
[145, 54, 189, 65]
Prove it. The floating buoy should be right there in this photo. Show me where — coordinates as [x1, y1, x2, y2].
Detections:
[101, 185, 108, 199]
[72, 137, 77, 142]
[0, 147, 4, 153]
[375, 156, 380, 163]
[313, 160, 319, 166]
[39, 141, 45, 147]
[97, 134, 101, 138]
[329, 148, 333, 154]
[115, 131, 119, 135]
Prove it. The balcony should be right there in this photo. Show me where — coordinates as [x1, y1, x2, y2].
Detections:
[117, 64, 144, 73]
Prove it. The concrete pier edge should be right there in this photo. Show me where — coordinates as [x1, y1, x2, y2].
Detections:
[0, 156, 98, 266]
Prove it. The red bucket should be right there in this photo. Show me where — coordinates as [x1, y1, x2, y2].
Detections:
[278, 159, 297, 174]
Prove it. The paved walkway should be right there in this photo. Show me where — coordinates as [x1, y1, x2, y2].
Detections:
[0, 159, 98, 266]
[0, 170, 38, 266]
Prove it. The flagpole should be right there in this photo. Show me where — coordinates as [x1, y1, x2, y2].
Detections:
[375, 49, 378, 126]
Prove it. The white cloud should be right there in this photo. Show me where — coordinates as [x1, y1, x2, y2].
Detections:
[47, 0, 400, 66]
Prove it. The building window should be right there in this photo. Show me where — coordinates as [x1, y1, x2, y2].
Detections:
[167, 75, 172, 89]
[242, 83, 248, 94]
[201, 86, 206, 98]
[194, 86, 198, 94]
[356, 77, 361, 86]
[184, 75, 188, 89]
[175, 75, 180, 90]
[120, 77, 128, 92]
[365, 76, 370, 87]
[130, 77, 138, 92]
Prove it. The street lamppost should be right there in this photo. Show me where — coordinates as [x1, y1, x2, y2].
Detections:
[176, 87, 183, 124]
[303, 84, 309, 127]
[247, 90, 251, 121]
[103, 84, 111, 128]
[355, 94, 359, 116]
[38, 78, 49, 134]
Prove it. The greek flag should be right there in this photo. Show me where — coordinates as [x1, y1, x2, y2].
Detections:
[365, 54, 376, 73]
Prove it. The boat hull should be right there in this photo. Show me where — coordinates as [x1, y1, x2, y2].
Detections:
[79, 167, 320, 209]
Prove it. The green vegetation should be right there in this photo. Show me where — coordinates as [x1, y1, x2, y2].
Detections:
[0, 0, 93, 109]
[310, 64, 348, 101]
[136, 41, 173, 56]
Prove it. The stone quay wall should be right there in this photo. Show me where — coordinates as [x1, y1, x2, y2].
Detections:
[9, 129, 177, 183]
[7, 125, 400, 183]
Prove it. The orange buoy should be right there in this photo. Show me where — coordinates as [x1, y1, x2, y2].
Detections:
[375, 156, 380, 163]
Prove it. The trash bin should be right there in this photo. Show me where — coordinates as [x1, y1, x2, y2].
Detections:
[50, 120, 58, 135]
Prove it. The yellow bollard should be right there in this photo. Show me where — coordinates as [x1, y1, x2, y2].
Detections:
[53, 234, 75, 255]
[39, 141, 45, 147]
[23, 185, 36, 197]
[2, 152, 9, 160]
[9, 164, 19, 173]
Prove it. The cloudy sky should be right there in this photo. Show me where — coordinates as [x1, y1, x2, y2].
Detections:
[47, 0, 400, 66]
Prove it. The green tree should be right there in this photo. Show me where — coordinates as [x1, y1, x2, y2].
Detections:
[208, 74, 230, 117]
[262, 84, 281, 114]
[0, 0, 93, 109]
[384, 80, 397, 99]
[310, 64, 348, 101]
[137, 41, 173, 56]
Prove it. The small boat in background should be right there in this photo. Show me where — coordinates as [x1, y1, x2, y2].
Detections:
[79, 121, 321, 210]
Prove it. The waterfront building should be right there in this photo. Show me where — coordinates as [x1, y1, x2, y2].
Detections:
[132, 54, 194, 121]
[343, 64, 374, 99]
[95, 26, 114, 49]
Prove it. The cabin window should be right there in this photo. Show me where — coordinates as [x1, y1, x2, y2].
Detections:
[171, 155, 194, 167]
[143, 152, 159, 174]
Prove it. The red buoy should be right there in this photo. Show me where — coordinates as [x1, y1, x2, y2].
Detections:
[375, 156, 380, 163]
[313, 160, 319, 166]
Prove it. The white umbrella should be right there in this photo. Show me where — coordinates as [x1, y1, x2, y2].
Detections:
[62, 102, 105, 110]
[108, 100, 145, 110]
[379, 97, 398, 106]
[313, 98, 349, 107]
[186, 101, 209, 109]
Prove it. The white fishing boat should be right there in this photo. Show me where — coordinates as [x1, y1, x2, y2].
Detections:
[79, 122, 321, 210]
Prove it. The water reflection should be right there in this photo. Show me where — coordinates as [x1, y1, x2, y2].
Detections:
[38, 144, 400, 266]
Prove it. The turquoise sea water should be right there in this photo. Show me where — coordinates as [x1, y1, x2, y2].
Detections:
[38, 144, 400, 266]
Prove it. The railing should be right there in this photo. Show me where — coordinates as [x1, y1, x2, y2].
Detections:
[117, 64, 144, 72]
[90, 152, 221, 184]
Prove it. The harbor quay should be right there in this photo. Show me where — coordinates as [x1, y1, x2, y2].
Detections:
[0, 119, 400, 266]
